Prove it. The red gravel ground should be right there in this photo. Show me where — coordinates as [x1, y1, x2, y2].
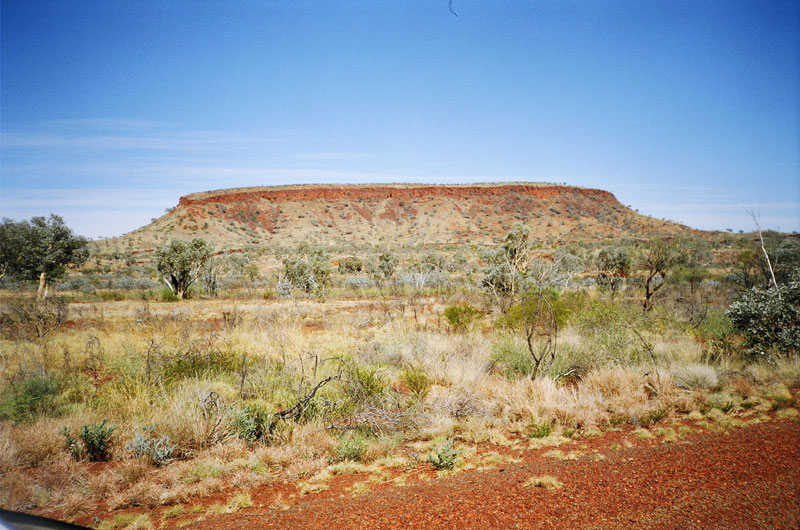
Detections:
[181, 419, 800, 530]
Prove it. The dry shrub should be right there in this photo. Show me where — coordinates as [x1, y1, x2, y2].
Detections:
[1, 418, 66, 469]
[40, 455, 87, 492]
[722, 372, 757, 398]
[0, 469, 36, 510]
[285, 457, 328, 479]
[206, 438, 250, 461]
[360, 435, 400, 463]
[415, 413, 457, 440]
[582, 367, 648, 408]
[671, 364, 718, 390]
[53, 491, 92, 519]
[115, 459, 150, 486]
[109, 480, 160, 510]
[87, 469, 118, 498]
[159, 379, 237, 453]
[425, 385, 489, 420]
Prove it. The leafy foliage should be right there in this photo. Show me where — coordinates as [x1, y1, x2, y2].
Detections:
[155, 239, 214, 299]
[442, 304, 482, 333]
[0, 373, 61, 421]
[499, 288, 567, 379]
[637, 238, 685, 311]
[127, 425, 176, 466]
[282, 243, 333, 296]
[595, 246, 631, 297]
[480, 223, 531, 307]
[337, 256, 363, 274]
[727, 274, 800, 358]
[63, 419, 116, 462]
[336, 432, 370, 461]
[427, 438, 460, 469]
[400, 366, 432, 401]
[0, 214, 89, 291]
[377, 252, 398, 280]
[232, 400, 275, 446]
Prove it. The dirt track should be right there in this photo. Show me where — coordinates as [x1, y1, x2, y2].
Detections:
[185, 419, 800, 530]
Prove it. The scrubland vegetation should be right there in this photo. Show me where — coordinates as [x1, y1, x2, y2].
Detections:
[1, 217, 799, 527]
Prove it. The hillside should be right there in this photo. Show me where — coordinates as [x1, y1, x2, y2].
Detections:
[96, 183, 696, 253]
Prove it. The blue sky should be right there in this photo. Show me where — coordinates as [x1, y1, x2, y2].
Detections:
[1, 0, 798, 238]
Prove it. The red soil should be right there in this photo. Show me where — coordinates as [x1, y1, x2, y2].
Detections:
[158, 418, 800, 530]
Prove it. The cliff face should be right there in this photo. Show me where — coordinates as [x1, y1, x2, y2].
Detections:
[108, 183, 694, 251]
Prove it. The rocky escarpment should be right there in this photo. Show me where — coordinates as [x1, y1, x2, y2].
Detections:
[105, 183, 694, 252]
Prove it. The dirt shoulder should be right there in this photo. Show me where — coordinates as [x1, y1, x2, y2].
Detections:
[181, 418, 800, 530]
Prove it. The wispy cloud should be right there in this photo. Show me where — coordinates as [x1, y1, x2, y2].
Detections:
[287, 151, 373, 162]
[1, 130, 273, 152]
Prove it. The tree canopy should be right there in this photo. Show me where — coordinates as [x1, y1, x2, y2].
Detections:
[155, 239, 214, 299]
[0, 215, 89, 297]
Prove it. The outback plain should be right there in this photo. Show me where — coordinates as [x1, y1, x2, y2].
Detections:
[1, 184, 798, 529]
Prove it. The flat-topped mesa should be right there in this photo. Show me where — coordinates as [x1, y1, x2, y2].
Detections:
[101, 182, 694, 254]
[177, 183, 618, 207]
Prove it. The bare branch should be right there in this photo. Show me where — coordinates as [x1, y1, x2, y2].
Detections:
[749, 210, 778, 290]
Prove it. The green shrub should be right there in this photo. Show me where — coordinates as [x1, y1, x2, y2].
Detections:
[79, 419, 116, 461]
[232, 400, 275, 445]
[527, 422, 553, 439]
[160, 287, 179, 302]
[61, 426, 82, 459]
[427, 438, 460, 470]
[127, 425, 176, 466]
[0, 374, 61, 421]
[338, 256, 363, 274]
[490, 340, 534, 379]
[345, 361, 385, 403]
[336, 432, 370, 461]
[443, 304, 482, 333]
[693, 310, 738, 361]
[161, 349, 240, 383]
[727, 274, 800, 358]
[99, 290, 126, 301]
[400, 366, 431, 401]
[706, 393, 737, 413]
[63, 419, 116, 461]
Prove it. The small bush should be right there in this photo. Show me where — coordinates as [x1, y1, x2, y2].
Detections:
[671, 364, 718, 390]
[0, 296, 68, 340]
[161, 349, 240, 383]
[706, 393, 737, 413]
[400, 366, 431, 401]
[338, 256, 363, 274]
[443, 304, 482, 333]
[427, 438, 461, 470]
[336, 432, 370, 462]
[160, 288, 179, 302]
[727, 275, 800, 358]
[79, 419, 116, 462]
[527, 422, 553, 439]
[0, 374, 61, 421]
[99, 290, 126, 302]
[490, 340, 534, 379]
[127, 425, 176, 466]
[523, 475, 563, 490]
[231, 400, 275, 445]
[345, 361, 386, 403]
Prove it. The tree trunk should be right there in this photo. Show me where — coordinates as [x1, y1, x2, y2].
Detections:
[37, 272, 47, 300]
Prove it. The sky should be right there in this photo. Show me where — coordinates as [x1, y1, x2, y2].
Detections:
[1, 0, 798, 239]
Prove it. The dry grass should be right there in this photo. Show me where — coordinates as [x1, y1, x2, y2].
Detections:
[2, 293, 798, 523]
[523, 475, 563, 490]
